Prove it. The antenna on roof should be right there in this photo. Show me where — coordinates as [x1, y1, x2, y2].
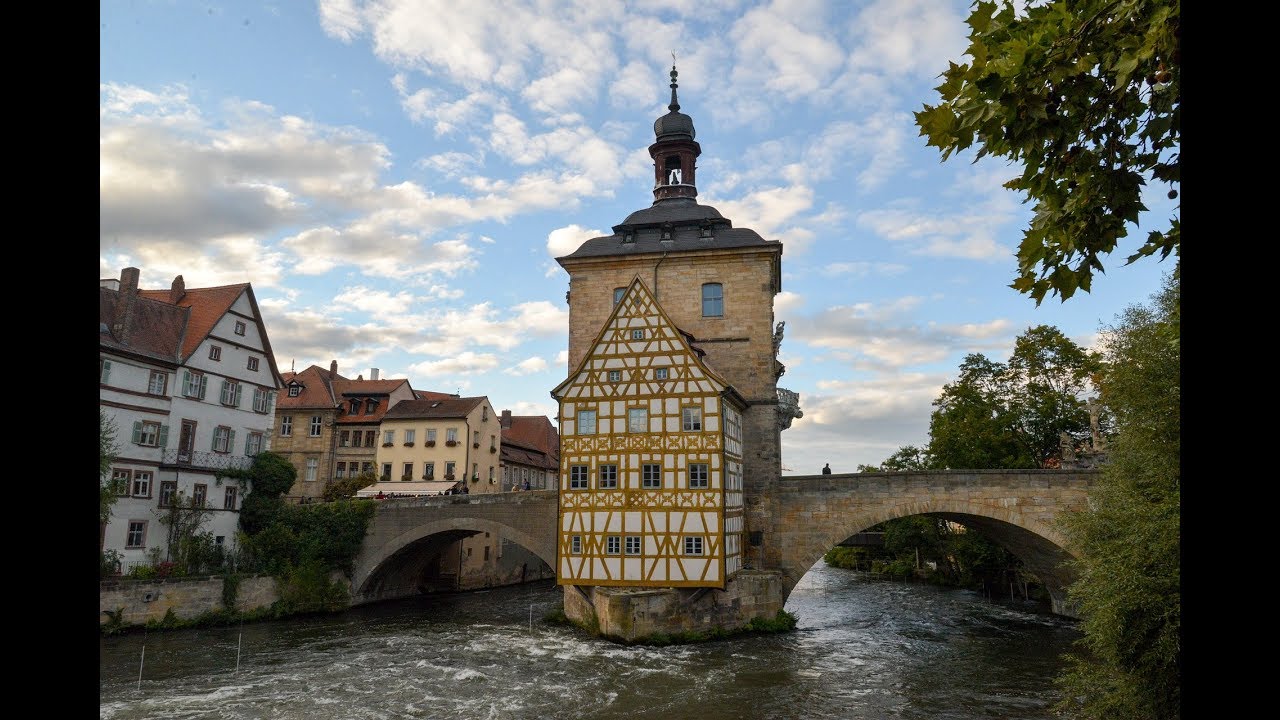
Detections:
[291, 359, 295, 372]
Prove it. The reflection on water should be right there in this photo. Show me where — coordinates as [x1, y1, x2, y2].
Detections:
[100, 563, 1078, 719]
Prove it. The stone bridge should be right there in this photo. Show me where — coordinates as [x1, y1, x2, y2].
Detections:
[351, 470, 1097, 615]
[764, 469, 1098, 615]
[350, 490, 558, 605]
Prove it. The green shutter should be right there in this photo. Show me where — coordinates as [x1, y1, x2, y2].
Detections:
[220, 379, 229, 403]
[158, 424, 169, 449]
[233, 383, 243, 407]
[131, 421, 142, 444]
[244, 433, 252, 454]
[183, 370, 191, 396]
[229, 429, 236, 452]
[198, 374, 208, 400]
[101, 359, 112, 383]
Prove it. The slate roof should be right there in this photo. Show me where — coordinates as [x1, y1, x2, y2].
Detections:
[558, 199, 777, 262]
[99, 287, 187, 364]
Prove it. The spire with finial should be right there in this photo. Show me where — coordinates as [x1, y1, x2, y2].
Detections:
[651, 61, 700, 201]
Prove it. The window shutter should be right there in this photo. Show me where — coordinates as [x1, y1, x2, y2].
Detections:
[158, 425, 169, 449]
[211, 428, 218, 451]
[198, 374, 208, 399]
[131, 421, 142, 444]
[220, 379, 229, 402]
[234, 383, 242, 407]
[183, 370, 191, 394]
[102, 360, 112, 383]
[229, 429, 237, 451]
[244, 433, 251, 454]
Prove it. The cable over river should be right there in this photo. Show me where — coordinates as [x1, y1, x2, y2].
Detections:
[100, 561, 1080, 719]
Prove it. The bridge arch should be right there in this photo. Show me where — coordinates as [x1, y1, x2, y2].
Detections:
[773, 470, 1093, 615]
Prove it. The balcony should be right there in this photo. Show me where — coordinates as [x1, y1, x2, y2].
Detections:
[777, 387, 803, 430]
[161, 449, 253, 472]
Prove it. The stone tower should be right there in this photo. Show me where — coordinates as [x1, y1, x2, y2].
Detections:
[553, 67, 802, 638]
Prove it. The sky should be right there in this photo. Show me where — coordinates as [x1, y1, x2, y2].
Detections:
[100, 0, 1177, 474]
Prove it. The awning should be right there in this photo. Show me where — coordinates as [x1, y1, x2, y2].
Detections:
[356, 480, 463, 497]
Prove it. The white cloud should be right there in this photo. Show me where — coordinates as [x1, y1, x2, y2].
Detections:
[505, 357, 548, 376]
[547, 224, 603, 258]
[317, 0, 365, 42]
[819, 261, 909, 278]
[409, 351, 501, 377]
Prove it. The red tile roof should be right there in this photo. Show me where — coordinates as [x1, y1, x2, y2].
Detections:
[278, 364, 347, 409]
[382, 396, 486, 420]
[138, 284, 248, 361]
[99, 287, 187, 363]
[502, 415, 559, 461]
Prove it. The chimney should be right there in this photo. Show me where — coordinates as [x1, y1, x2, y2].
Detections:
[113, 267, 141, 344]
[370, 367, 380, 381]
[330, 360, 338, 379]
[169, 275, 186, 304]
[501, 410, 512, 429]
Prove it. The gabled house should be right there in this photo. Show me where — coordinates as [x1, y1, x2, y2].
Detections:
[499, 410, 559, 490]
[551, 275, 748, 588]
[100, 267, 282, 567]
[361, 396, 501, 496]
[329, 371, 419, 491]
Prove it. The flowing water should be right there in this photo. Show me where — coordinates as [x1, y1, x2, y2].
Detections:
[99, 562, 1079, 719]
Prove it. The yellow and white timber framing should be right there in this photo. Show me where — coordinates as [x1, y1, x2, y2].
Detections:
[552, 275, 747, 588]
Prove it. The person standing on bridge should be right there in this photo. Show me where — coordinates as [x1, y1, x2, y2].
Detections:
[822, 463, 832, 474]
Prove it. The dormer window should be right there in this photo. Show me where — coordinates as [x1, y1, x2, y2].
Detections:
[288, 384, 301, 397]
[350, 399, 360, 414]
[623, 231, 635, 244]
[699, 224, 713, 239]
[660, 224, 672, 241]
[365, 399, 378, 414]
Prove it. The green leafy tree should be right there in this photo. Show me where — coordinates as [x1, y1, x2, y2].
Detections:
[223, 451, 298, 536]
[927, 353, 1032, 468]
[155, 492, 216, 575]
[915, 0, 1179, 304]
[322, 470, 379, 502]
[928, 326, 1098, 468]
[100, 410, 122, 538]
[1057, 271, 1179, 719]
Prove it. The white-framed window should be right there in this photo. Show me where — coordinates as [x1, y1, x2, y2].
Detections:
[245, 431, 263, 457]
[193, 483, 207, 507]
[689, 463, 709, 489]
[654, 367, 668, 380]
[183, 371, 208, 399]
[570, 536, 582, 555]
[158, 480, 177, 507]
[209, 345, 222, 361]
[606, 536, 621, 555]
[404, 429, 416, 444]
[608, 370, 621, 382]
[613, 287, 625, 306]
[224, 486, 237, 510]
[253, 387, 271, 413]
[701, 283, 723, 317]
[280, 416, 292, 436]
[213, 426, 233, 453]
[305, 458, 318, 482]
[684, 536, 704, 555]
[220, 379, 242, 407]
[365, 399, 378, 414]
[631, 329, 644, 340]
[425, 461, 435, 479]
[682, 406, 702, 431]
[445, 461, 456, 478]
[628, 408, 647, 433]
[234, 320, 246, 336]
[446, 428, 458, 443]
[126, 520, 147, 548]
[403, 462, 413, 480]
[570, 465, 589, 489]
[349, 399, 360, 414]
[132, 420, 163, 447]
[625, 536, 641, 555]
[642, 464, 661, 489]
[598, 464, 618, 489]
[383, 430, 395, 445]
[148, 371, 167, 395]
[247, 357, 259, 372]
[427, 429, 437, 443]
[310, 416, 322, 437]
[577, 409, 597, 435]
[288, 385, 301, 397]
[132, 471, 153, 498]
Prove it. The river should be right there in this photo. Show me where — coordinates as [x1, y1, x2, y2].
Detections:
[99, 561, 1080, 719]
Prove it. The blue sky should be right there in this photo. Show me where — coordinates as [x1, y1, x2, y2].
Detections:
[100, 0, 1177, 473]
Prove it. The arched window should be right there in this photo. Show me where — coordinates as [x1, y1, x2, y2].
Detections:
[613, 287, 626, 306]
[701, 283, 723, 317]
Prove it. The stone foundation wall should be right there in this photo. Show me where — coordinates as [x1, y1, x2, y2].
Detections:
[563, 570, 785, 642]
[99, 575, 280, 626]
